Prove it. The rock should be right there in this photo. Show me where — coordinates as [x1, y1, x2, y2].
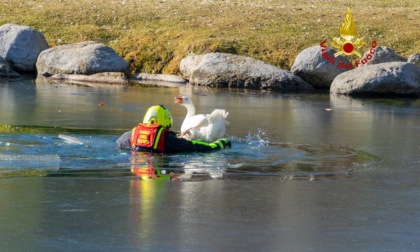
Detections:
[36, 41, 129, 77]
[330, 62, 420, 96]
[291, 45, 351, 88]
[360, 46, 406, 66]
[133, 73, 187, 83]
[407, 53, 420, 67]
[131, 73, 187, 87]
[39, 72, 129, 85]
[0, 56, 21, 79]
[180, 53, 313, 91]
[179, 53, 205, 77]
[0, 23, 49, 72]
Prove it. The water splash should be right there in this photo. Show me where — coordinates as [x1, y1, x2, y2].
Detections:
[229, 128, 270, 149]
[245, 128, 269, 146]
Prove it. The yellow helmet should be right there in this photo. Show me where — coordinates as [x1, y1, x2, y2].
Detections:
[142, 104, 173, 128]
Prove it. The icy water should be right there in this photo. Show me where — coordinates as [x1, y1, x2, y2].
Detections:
[0, 78, 419, 251]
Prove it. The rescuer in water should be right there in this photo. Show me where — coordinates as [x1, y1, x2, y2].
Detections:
[116, 104, 231, 153]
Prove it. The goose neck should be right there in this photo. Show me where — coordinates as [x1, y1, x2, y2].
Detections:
[184, 103, 195, 118]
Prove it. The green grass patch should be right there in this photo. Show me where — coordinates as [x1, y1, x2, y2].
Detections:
[1, 0, 418, 74]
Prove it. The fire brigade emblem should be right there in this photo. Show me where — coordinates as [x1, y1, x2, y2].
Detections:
[332, 8, 364, 58]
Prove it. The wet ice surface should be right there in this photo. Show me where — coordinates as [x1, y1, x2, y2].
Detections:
[1, 165, 419, 252]
[0, 130, 380, 180]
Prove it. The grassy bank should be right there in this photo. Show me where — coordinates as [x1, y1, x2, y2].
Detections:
[1, 0, 418, 75]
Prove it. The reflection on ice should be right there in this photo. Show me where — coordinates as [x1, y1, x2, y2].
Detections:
[0, 153, 60, 172]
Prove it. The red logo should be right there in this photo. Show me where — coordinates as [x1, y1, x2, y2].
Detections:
[320, 8, 377, 68]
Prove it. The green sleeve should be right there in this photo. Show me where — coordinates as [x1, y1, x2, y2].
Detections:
[164, 132, 231, 153]
[191, 138, 231, 152]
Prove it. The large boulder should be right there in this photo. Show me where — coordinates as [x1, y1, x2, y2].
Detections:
[291, 45, 351, 88]
[36, 41, 129, 78]
[407, 53, 420, 67]
[0, 56, 21, 79]
[330, 62, 420, 96]
[180, 53, 205, 77]
[0, 23, 49, 72]
[180, 53, 313, 91]
[360, 46, 406, 66]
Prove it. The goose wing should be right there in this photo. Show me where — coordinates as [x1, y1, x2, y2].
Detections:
[180, 114, 210, 135]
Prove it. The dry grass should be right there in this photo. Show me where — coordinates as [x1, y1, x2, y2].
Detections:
[1, 0, 418, 74]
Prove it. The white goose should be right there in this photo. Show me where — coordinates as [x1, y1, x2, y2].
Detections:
[174, 95, 229, 142]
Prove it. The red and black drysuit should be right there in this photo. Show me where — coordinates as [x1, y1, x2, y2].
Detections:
[116, 123, 230, 153]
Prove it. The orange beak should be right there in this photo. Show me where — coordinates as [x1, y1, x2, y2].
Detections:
[174, 96, 183, 104]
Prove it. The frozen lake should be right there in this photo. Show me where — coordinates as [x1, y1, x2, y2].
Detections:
[0, 78, 419, 251]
